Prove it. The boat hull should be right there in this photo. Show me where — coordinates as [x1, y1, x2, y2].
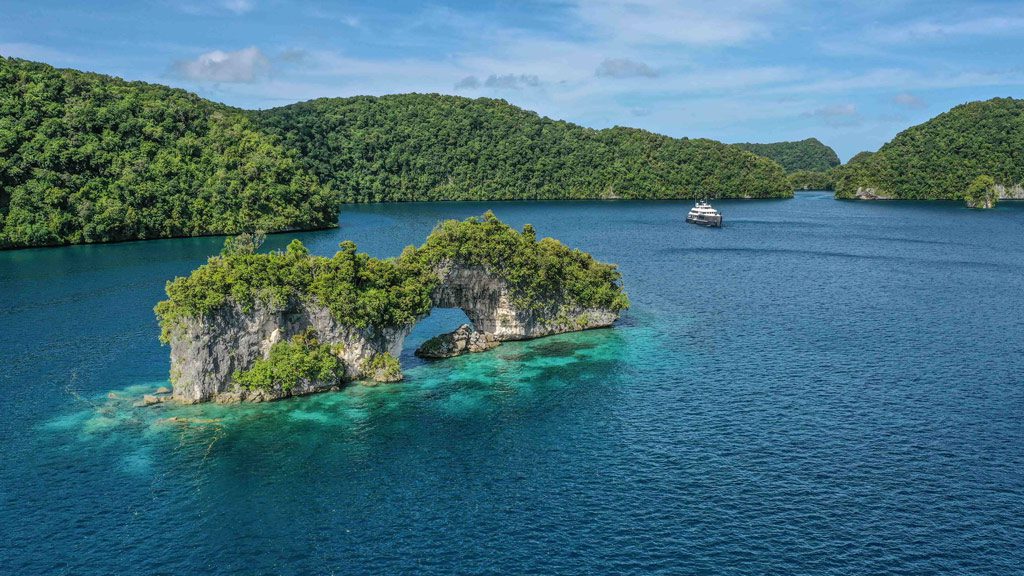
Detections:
[686, 215, 722, 227]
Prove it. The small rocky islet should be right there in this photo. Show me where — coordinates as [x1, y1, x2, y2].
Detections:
[154, 212, 629, 404]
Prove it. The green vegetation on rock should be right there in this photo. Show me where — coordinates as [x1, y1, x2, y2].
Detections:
[787, 170, 836, 191]
[835, 98, 1024, 200]
[846, 151, 875, 165]
[252, 94, 791, 202]
[232, 329, 344, 392]
[156, 213, 628, 341]
[0, 57, 338, 249]
[360, 353, 402, 382]
[964, 175, 998, 209]
[155, 238, 435, 342]
[407, 211, 630, 313]
[734, 138, 840, 173]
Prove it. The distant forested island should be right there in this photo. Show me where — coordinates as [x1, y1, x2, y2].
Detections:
[0, 58, 338, 249]
[3, 54, 1020, 249]
[0, 57, 789, 249]
[834, 98, 1024, 205]
[733, 138, 841, 192]
[252, 95, 790, 203]
[734, 138, 840, 173]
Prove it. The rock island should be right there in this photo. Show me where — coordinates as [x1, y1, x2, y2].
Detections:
[155, 212, 629, 404]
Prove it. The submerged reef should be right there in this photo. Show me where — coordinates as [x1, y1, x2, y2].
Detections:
[155, 212, 629, 403]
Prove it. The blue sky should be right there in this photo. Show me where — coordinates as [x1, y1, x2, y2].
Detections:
[3, 1, 1024, 159]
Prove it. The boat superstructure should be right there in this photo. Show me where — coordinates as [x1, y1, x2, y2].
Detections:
[686, 201, 723, 227]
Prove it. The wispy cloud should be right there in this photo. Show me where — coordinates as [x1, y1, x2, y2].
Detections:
[0, 42, 80, 64]
[484, 74, 541, 89]
[803, 103, 860, 126]
[867, 16, 1024, 44]
[454, 76, 480, 89]
[278, 49, 308, 64]
[306, 7, 361, 27]
[595, 58, 658, 79]
[571, 0, 784, 46]
[893, 92, 926, 109]
[172, 1, 257, 16]
[221, 0, 254, 15]
[174, 47, 270, 82]
[808, 103, 857, 117]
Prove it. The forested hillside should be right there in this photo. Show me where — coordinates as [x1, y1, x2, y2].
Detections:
[252, 95, 791, 202]
[0, 57, 793, 249]
[0, 57, 337, 249]
[734, 138, 840, 173]
[835, 98, 1024, 199]
[787, 170, 835, 191]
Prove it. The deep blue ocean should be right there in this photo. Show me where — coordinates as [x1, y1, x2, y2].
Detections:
[2, 193, 1023, 575]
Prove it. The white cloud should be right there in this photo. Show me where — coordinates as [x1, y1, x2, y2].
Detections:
[172, 1, 256, 15]
[595, 58, 658, 78]
[175, 47, 270, 82]
[805, 104, 858, 118]
[767, 68, 1024, 95]
[868, 16, 1024, 44]
[483, 74, 540, 89]
[454, 76, 480, 89]
[893, 93, 926, 109]
[802, 103, 860, 126]
[221, 0, 254, 15]
[571, 0, 785, 46]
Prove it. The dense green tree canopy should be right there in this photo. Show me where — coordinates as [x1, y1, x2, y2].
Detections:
[0, 57, 338, 249]
[834, 98, 1024, 199]
[733, 138, 841, 173]
[155, 237, 436, 342]
[2, 57, 794, 251]
[788, 170, 836, 191]
[407, 211, 630, 313]
[233, 328, 345, 392]
[252, 94, 791, 202]
[846, 151, 875, 165]
[156, 214, 629, 342]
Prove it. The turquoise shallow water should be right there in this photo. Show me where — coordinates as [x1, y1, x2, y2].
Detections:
[2, 193, 1023, 574]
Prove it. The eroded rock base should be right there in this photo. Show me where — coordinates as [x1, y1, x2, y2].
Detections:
[416, 324, 500, 359]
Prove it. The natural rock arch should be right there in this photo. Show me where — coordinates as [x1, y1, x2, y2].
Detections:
[168, 260, 620, 404]
[158, 213, 628, 404]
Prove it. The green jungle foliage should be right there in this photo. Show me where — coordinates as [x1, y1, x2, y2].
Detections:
[835, 98, 1024, 199]
[788, 169, 836, 191]
[157, 214, 629, 341]
[360, 353, 402, 381]
[251, 94, 791, 202]
[846, 151, 875, 165]
[0, 57, 338, 249]
[964, 174, 998, 208]
[734, 138, 841, 173]
[232, 328, 345, 392]
[407, 211, 630, 313]
[155, 238, 436, 342]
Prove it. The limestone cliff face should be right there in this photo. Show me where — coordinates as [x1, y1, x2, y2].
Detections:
[993, 184, 1024, 200]
[168, 300, 413, 404]
[431, 261, 620, 340]
[166, 260, 621, 404]
[852, 187, 891, 200]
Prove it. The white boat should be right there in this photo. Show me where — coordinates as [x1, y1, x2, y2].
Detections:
[686, 201, 722, 227]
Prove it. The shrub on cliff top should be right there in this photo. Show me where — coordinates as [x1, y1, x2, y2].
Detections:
[155, 238, 435, 342]
[156, 213, 629, 342]
[406, 211, 630, 313]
